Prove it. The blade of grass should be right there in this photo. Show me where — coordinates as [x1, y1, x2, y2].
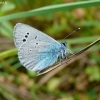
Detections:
[0, 0, 100, 22]
[0, 48, 17, 59]
[0, 21, 13, 38]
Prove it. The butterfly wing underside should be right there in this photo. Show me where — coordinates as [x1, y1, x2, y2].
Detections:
[14, 23, 60, 49]
[14, 23, 61, 72]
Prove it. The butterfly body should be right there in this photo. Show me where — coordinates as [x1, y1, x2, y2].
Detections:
[14, 23, 70, 73]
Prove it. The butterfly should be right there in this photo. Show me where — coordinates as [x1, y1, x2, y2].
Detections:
[14, 23, 74, 75]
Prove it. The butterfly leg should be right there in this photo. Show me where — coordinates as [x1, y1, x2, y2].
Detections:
[58, 56, 63, 63]
[64, 49, 73, 60]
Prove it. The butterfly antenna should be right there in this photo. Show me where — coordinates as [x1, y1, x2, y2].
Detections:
[64, 28, 80, 40]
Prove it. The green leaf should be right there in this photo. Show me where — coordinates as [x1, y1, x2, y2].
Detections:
[47, 77, 61, 91]
[85, 66, 100, 82]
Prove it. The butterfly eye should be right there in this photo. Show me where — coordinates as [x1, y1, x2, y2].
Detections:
[61, 42, 66, 47]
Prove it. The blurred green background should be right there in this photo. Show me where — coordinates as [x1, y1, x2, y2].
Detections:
[0, 0, 100, 100]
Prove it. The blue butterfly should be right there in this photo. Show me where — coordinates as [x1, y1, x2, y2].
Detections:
[14, 23, 73, 75]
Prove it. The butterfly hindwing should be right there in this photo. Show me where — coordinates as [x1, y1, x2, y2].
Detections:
[18, 41, 59, 72]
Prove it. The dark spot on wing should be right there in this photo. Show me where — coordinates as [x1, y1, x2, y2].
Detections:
[24, 32, 29, 39]
[25, 35, 28, 38]
[36, 43, 38, 45]
[35, 36, 37, 39]
[27, 33, 29, 35]
[23, 39, 26, 42]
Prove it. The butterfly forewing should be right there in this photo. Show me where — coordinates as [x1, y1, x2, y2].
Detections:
[18, 40, 58, 71]
[14, 23, 60, 49]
